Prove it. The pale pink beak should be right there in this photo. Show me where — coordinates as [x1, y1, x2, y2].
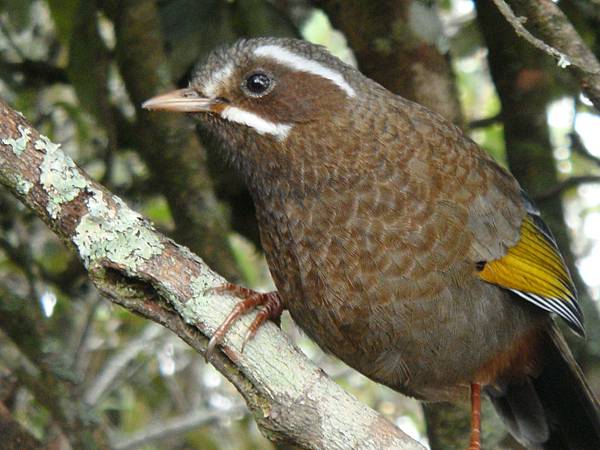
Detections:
[142, 88, 217, 113]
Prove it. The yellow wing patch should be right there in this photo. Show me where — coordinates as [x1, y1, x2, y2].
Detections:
[478, 216, 583, 335]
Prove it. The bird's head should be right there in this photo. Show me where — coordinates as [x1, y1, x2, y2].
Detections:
[143, 38, 377, 187]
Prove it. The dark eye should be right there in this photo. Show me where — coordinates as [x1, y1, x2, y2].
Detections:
[244, 72, 272, 96]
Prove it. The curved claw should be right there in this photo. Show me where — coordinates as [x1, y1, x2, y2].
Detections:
[205, 334, 220, 363]
[204, 293, 263, 362]
[204, 286, 282, 362]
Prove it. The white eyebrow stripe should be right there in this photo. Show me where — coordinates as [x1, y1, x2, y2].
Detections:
[221, 106, 292, 141]
[254, 45, 356, 98]
[203, 62, 234, 97]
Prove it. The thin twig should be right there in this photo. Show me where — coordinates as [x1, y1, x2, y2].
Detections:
[83, 324, 166, 406]
[112, 404, 247, 450]
[0, 60, 69, 85]
[468, 113, 501, 130]
[493, 0, 600, 111]
[71, 297, 103, 375]
[491, 0, 574, 69]
[534, 175, 600, 202]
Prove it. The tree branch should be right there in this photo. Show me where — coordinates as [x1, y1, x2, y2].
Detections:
[534, 175, 600, 202]
[0, 100, 423, 449]
[492, 0, 573, 67]
[0, 60, 68, 86]
[570, 131, 600, 167]
[468, 113, 502, 130]
[493, 0, 600, 111]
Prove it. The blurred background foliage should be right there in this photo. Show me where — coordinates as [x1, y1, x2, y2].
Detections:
[0, 0, 599, 449]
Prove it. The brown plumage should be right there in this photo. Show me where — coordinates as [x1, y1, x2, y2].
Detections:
[143, 38, 600, 449]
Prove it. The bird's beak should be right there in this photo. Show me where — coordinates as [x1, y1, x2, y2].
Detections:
[142, 88, 217, 113]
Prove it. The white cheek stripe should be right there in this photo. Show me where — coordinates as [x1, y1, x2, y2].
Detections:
[203, 62, 234, 97]
[221, 106, 292, 141]
[254, 45, 356, 98]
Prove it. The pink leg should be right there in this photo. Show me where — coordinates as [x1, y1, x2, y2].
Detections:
[467, 383, 482, 450]
[205, 283, 283, 361]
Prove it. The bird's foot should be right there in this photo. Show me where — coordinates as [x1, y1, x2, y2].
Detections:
[205, 283, 283, 361]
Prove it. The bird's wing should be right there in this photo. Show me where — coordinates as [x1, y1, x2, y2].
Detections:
[475, 190, 583, 335]
[397, 103, 583, 335]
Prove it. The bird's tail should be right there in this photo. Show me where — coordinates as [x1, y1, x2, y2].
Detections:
[488, 325, 600, 449]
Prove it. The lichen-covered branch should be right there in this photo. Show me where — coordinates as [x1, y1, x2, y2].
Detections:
[494, 0, 600, 111]
[0, 100, 423, 450]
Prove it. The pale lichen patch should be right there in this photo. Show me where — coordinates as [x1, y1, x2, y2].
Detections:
[15, 175, 32, 195]
[2, 125, 31, 156]
[190, 271, 223, 298]
[181, 273, 225, 324]
[36, 135, 87, 218]
[74, 188, 164, 270]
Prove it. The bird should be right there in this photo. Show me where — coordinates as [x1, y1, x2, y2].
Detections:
[143, 37, 600, 449]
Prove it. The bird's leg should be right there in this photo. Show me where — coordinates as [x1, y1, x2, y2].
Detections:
[205, 283, 283, 361]
[467, 382, 482, 450]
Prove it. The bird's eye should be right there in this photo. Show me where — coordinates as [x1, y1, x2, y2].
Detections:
[244, 72, 272, 96]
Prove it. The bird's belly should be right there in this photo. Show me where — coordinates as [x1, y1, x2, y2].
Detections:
[257, 193, 543, 402]
[284, 277, 544, 402]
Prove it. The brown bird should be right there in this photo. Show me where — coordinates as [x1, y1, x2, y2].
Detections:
[143, 38, 600, 449]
